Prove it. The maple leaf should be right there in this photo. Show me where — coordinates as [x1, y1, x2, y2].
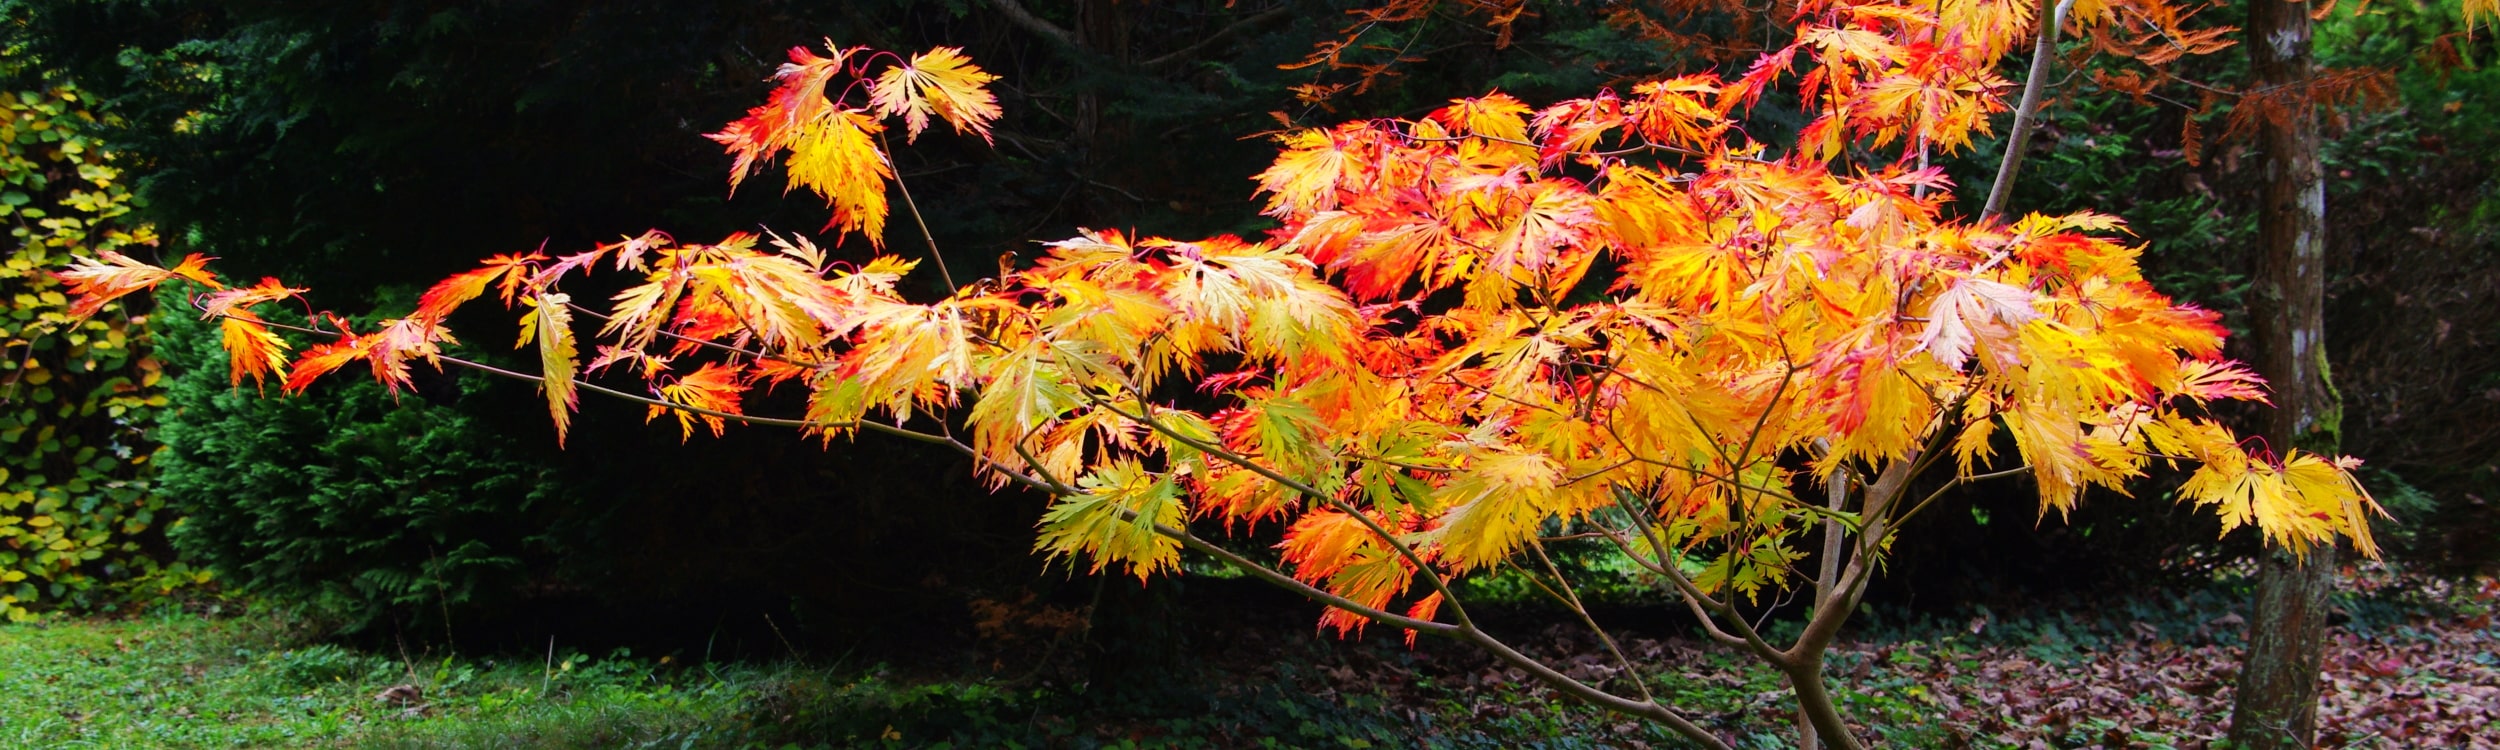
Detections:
[285, 319, 375, 394]
[535, 247, 610, 289]
[599, 229, 676, 273]
[681, 245, 843, 352]
[1033, 459, 1186, 580]
[1428, 93, 1537, 164]
[365, 316, 458, 395]
[709, 44, 850, 193]
[1724, 42, 1801, 112]
[217, 311, 291, 389]
[517, 293, 580, 446]
[869, 46, 1002, 143]
[785, 109, 895, 244]
[702, 45, 894, 244]
[197, 277, 306, 320]
[415, 265, 508, 322]
[1255, 127, 1360, 218]
[1280, 510, 1384, 584]
[838, 300, 979, 416]
[1915, 276, 2043, 370]
[1427, 449, 1563, 571]
[2168, 358, 2270, 404]
[2179, 448, 2383, 557]
[967, 342, 1086, 478]
[58, 251, 220, 317]
[1483, 182, 1595, 275]
[1279, 509, 1418, 636]
[1801, 25, 1901, 72]
[604, 248, 699, 352]
[1626, 75, 1727, 147]
[650, 362, 747, 439]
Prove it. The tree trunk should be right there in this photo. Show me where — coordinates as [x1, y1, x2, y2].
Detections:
[2227, 0, 2342, 746]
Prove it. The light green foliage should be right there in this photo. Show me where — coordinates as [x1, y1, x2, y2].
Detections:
[0, 85, 202, 620]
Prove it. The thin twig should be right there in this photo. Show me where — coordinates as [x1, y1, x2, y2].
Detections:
[1530, 539, 1658, 703]
[882, 131, 958, 291]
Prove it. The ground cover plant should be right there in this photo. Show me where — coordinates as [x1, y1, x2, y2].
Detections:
[46, 1, 2424, 746]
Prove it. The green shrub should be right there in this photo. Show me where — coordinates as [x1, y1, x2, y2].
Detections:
[152, 296, 568, 632]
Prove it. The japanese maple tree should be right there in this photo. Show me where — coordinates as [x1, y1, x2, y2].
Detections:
[62, 2, 2395, 746]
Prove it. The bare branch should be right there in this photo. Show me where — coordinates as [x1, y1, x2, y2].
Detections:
[982, 0, 1080, 50]
[1142, 7, 1293, 70]
[1981, 0, 2078, 222]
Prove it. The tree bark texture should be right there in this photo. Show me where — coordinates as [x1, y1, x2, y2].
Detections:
[2227, 0, 2342, 747]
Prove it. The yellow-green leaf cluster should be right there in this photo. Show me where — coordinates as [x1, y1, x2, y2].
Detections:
[2, 86, 205, 619]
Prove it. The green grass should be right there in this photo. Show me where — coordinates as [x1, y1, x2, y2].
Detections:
[0, 608, 1440, 749]
[0, 609, 764, 748]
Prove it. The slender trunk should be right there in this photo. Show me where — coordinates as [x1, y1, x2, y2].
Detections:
[1789, 654, 1864, 750]
[1799, 469, 1848, 750]
[2232, 547, 2339, 746]
[2227, 0, 2341, 746]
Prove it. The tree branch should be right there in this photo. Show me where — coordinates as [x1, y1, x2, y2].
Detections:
[1607, 489, 1795, 669]
[1530, 539, 1657, 703]
[1981, 0, 2076, 223]
[1141, 7, 1293, 70]
[982, 0, 1081, 50]
[1093, 391, 1480, 629]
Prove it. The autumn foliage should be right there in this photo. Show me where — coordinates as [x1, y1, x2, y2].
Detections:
[59, 2, 2397, 745]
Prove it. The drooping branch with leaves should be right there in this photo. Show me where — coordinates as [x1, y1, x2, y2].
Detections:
[59, 2, 2395, 746]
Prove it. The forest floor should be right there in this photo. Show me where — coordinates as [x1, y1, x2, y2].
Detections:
[0, 565, 2492, 749]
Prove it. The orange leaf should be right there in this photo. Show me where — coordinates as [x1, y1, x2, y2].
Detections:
[415, 266, 506, 322]
[197, 277, 305, 320]
[217, 311, 292, 390]
[650, 362, 747, 439]
[709, 44, 851, 193]
[285, 322, 373, 395]
[58, 251, 220, 318]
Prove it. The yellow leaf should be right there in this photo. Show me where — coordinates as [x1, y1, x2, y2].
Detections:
[784, 110, 894, 245]
[1429, 93, 1536, 165]
[1033, 460, 1185, 580]
[1430, 450, 1562, 571]
[1254, 127, 1357, 218]
[870, 46, 1002, 143]
[520, 293, 580, 445]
